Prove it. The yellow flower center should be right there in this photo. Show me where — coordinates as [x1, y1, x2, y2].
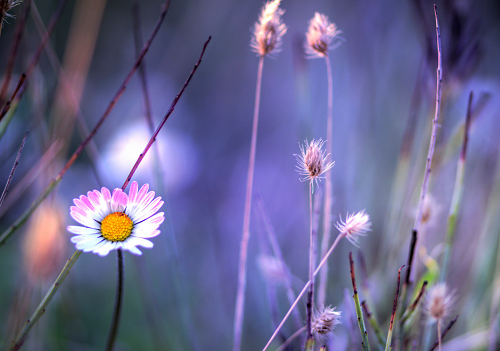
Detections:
[101, 212, 133, 242]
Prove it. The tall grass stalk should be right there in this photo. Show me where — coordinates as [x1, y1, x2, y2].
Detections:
[361, 300, 386, 349]
[318, 54, 334, 307]
[233, 55, 264, 351]
[306, 181, 315, 347]
[413, 5, 442, 235]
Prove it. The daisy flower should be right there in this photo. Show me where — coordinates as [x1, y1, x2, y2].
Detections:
[67, 181, 164, 256]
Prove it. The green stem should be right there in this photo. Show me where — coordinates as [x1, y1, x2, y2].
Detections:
[350, 252, 371, 351]
[361, 301, 386, 349]
[7, 250, 82, 351]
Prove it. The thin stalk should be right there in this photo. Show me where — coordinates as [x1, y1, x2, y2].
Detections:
[0, 4, 171, 247]
[7, 250, 82, 351]
[132, 2, 166, 194]
[385, 266, 403, 351]
[437, 320, 442, 351]
[413, 4, 442, 233]
[233, 55, 264, 351]
[276, 326, 306, 351]
[306, 181, 315, 345]
[318, 54, 334, 307]
[262, 234, 344, 351]
[416, 8, 442, 350]
[105, 249, 124, 351]
[350, 252, 371, 351]
[440, 91, 473, 282]
[429, 315, 459, 351]
[361, 301, 386, 348]
[0, 132, 28, 207]
[0, 140, 62, 217]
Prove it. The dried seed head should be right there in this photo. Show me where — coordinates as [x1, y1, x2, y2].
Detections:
[426, 283, 455, 324]
[295, 139, 334, 192]
[1, 0, 22, 20]
[250, 0, 287, 57]
[305, 12, 342, 58]
[335, 211, 371, 246]
[257, 255, 288, 285]
[312, 306, 341, 337]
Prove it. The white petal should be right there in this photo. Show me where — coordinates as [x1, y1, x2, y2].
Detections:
[94, 242, 115, 256]
[123, 241, 143, 255]
[76, 237, 104, 250]
[71, 234, 100, 243]
[67, 226, 100, 235]
[128, 237, 154, 248]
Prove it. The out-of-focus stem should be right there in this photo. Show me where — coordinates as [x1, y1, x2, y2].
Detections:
[440, 92, 473, 282]
[7, 250, 82, 351]
[0, 132, 28, 207]
[276, 326, 306, 351]
[318, 54, 334, 307]
[233, 55, 264, 351]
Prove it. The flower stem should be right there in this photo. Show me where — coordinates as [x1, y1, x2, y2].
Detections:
[233, 55, 264, 351]
[306, 181, 314, 343]
[7, 250, 82, 351]
[106, 249, 124, 351]
[318, 54, 334, 307]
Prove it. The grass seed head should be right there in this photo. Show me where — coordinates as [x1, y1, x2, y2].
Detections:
[426, 283, 455, 324]
[312, 306, 341, 337]
[250, 0, 287, 57]
[335, 210, 371, 246]
[305, 12, 342, 58]
[295, 138, 334, 192]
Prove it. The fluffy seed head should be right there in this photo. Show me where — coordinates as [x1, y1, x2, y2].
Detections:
[426, 283, 455, 324]
[312, 306, 341, 337]
[295, 139, 334, 192]
[335, 211, 371, 246]
[250, 0, 287, 57]
[305, 12, 342, 58]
